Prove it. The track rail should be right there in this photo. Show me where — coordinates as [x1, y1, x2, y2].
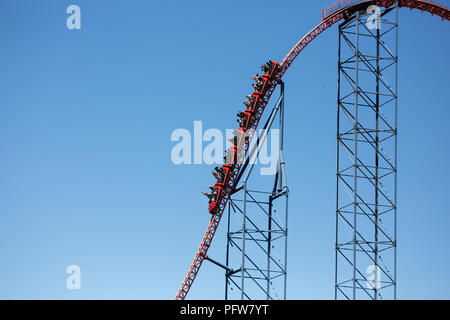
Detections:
[175, 0, 449, 300]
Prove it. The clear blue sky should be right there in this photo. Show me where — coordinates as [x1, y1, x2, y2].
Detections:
[0, 0, 449, 299]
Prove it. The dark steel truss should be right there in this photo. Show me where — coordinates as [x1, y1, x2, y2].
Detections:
[205, 84, 289, 300]
[335, 3, 398, 300]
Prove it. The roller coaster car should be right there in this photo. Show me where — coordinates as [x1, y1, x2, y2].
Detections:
[242, 108, 253, 121]
[244, 92, 262, 126]
[245, 61, 279, 131]
[208, 182, 224, 214]
[265, 60, 279, 75]
[262, 61, 279, 80]
[208, 61, 280, 215]
[247, 62, 279, 112]
[209, 149, 238, 214]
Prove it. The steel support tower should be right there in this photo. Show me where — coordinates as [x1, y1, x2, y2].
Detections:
[205, 83, 289, 300]
[335, 3, 398, 300]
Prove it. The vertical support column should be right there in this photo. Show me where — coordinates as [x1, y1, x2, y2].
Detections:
[335, 3, 398, 300]
[374, 14, 381, 301]
[335, 19, 341, 301]
[241, 182, 247, 300]
[394, 3, 399, 300]
[352, 11, 360, 300]
[224, 201, 234, 300]
[280, 82, 288, 301]
[267, 196, 272, 300]
[283, 190, 288, 300]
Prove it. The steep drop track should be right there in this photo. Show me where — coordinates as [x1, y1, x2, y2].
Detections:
[175, 0, 449, 300]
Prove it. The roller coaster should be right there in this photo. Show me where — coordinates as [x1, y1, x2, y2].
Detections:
[175, 0, 449, 300]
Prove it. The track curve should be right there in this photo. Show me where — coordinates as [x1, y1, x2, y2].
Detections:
[175, 0, 449, 300]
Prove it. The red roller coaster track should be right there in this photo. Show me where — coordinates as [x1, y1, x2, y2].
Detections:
[175, 0, 449, 300]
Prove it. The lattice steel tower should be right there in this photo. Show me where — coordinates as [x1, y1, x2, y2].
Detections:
[335, 3, 398, 300]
